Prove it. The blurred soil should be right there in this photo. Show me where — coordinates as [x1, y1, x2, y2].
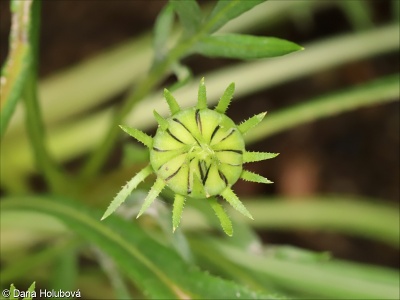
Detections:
[1, 0, 398, 268]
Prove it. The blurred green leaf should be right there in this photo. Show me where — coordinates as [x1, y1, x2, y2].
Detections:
[246, 73, 400, 144]
[50, 245, 78, 293]
[170, 0, 202, 35]
[182, 197, 400, 247]
[205, 0, 266, 34]
[153, 3, 175, 62]
[339, 0, 373, 31]
[236, 197, 400, 247]
[195, 34, 303, 59]
[1, 196, 277, 299]
[201, 237, 400, 299]
[0, 0, 34, 138]
[0, 240, 77, 285]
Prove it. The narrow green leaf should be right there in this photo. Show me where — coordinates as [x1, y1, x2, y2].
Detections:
[1, 196, 271, 299]
[9, 284, 17, 300]
[101, 165, 153, 220]
[196, 34, 303, 59]
[164, 88, 181, 114]
[209, 197, 233, 236]
[243, 151, 279, 163]
[215, 82, 235, 114]
[238, 112, 266, 134]
[0, 0, 33, 138]
[153, 110, 169, 130]
[241, 169, 273, 184]
[221, 188, 253, 220]
[137, 177, 166, 218]
[205, 0, 265, 34]
[172, 194, 185, 231]
[119, 125, 153, 148]
[171, 0, 202, 35]
[208, 240, 400, 299]
[197, 77, 207, 109]
[23, 282, 36, 300]
[153, 3, 175, 61]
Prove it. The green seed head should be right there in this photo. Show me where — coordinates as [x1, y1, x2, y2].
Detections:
[102, 78, 278, 236]
[150, 107, 244, 198]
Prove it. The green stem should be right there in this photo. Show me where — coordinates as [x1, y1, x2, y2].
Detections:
[0, 0, 33, 138]
[22, 0, 67, 193]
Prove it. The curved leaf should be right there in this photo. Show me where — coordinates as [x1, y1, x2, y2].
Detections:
[1, 196, 274, 299]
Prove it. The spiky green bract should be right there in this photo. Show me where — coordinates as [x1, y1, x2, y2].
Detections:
[164, 88, 181, 114]
[238, 112, 266, 134]
[119, 125, 153, 148]
[197, 77, 207, 109]
[241, 169, 273, 184]
[153, 110, 169, 130]
[172, 194, 186, 232]
[137, 177, 166, 218]
[221, 188, 253, 220]
[243, 151, 279, 163]
[215, 82, 235, 114]
[209, 197, 233, 236]
[101, 165, 153, 220]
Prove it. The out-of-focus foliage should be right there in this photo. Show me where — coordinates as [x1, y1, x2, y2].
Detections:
[1, 0, 399, 299]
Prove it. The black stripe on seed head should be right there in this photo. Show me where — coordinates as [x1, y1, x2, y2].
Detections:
[173, 118, 190, 133]
[167, 129, 184, 144]
[187, 166, 191, 194]
[198, 160, 205, 182]
[166, 166, 182, 181]
[220, 128, 235, 142]
[215, 149, 243, 154]
[153, 147, 169, 152]
[210, 125, 221, 142]
[195, 109, 202, 134]
[203, 164, 211, 185]
[173, 117, 201, 146]
[218, 170, 228, 186]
